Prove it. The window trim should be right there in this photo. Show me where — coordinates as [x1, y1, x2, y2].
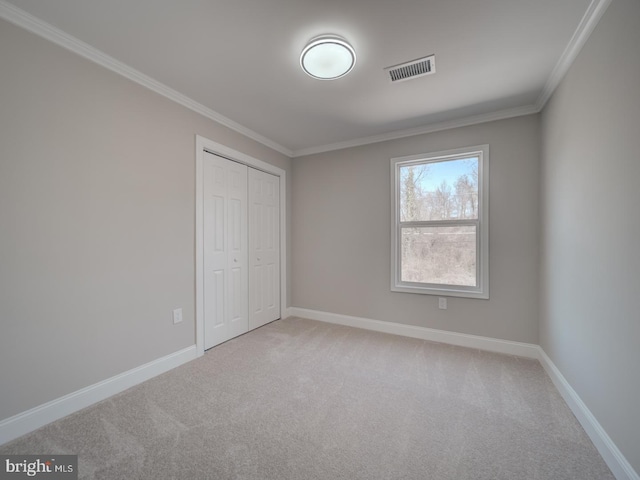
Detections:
[390, 145, 489, 299]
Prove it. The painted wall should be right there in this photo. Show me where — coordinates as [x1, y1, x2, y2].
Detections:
[540, 0, 640, 472]
[292, 114, 540, 344]
[0, 19, 291, 421]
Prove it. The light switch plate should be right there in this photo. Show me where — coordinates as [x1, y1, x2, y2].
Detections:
[438, 297, 447, 310]
[173, 308, 183, 324]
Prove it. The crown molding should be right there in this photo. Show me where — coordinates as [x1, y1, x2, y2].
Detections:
[292, 104, 540, 157]
[0, 0, 293, 158]
[536, 0, 612, 109]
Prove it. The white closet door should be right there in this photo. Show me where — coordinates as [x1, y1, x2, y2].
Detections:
[248, 168, 280, 330]
[203, 152, 248, 349]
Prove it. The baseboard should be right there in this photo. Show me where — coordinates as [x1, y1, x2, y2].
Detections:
[0, 345, 197, 446]
[289, 307, 539, 358]
[537, 348, 639, 480]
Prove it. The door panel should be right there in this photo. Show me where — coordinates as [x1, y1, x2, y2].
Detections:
[249, 168, 280, 330]
[212, 270, 224, 327]
[203, 152, 248, 349]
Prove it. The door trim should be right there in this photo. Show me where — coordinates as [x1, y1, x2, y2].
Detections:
[195, 135, 287, 356]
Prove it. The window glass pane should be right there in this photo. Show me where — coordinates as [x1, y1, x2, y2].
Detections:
[399, 157, 478, 221]
[401, 225, 477, 286]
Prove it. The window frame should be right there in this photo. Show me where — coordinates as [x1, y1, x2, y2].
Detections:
[390, 145, 489, 299]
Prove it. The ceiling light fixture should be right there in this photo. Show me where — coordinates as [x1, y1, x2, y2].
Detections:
[300, 35, 356, 80]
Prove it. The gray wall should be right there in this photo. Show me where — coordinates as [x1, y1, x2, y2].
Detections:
[540, 0, 640, 472]
[292, 115, 540, 343]
[0, 19, 291, 421]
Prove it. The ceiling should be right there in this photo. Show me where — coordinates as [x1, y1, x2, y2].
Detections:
[1, 0, 604, 156]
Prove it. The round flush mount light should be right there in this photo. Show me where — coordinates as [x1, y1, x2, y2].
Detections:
[300, 35, 356, 80]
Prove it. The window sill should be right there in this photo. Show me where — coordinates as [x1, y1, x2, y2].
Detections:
[391, 283, 489, 299]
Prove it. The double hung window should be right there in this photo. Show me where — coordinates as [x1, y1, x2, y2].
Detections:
[390, 145, 489, 298]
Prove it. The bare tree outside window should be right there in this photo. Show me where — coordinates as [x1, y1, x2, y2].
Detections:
[401, 225, 476, 286]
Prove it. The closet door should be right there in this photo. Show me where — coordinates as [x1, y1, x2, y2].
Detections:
[203, 152, 248, 349]
[248, 168, 280, 330]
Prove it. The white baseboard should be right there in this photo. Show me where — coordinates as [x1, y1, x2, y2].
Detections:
[289, 307, 539, 358]
[537, 348, 639, 480]
[0, 345, 197, 446]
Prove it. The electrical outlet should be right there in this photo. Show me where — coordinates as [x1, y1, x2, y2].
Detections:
[438, 297, 447, 310]
[173, 308, 183, 324]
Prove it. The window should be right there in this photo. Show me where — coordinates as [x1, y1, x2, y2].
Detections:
[390, 145, 489, 299]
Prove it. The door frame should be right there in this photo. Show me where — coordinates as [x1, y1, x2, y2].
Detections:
[195, 135, 287, 356]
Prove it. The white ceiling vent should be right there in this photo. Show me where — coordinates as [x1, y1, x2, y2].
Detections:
[385, 55, 435, 83]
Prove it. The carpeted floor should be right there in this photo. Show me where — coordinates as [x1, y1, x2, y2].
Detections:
[1, 317, 614, 479]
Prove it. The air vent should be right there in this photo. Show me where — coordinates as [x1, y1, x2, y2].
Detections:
[385, 55, 435, 83]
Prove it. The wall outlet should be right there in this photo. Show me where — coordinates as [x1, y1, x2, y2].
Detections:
[438, 297, 447, 310]
[172, 308, 183, 324]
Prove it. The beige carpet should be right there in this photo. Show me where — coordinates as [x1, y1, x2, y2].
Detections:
[1, 317, 614, 479]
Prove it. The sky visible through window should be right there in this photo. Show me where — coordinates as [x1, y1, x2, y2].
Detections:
[420, 157, 478, 192]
